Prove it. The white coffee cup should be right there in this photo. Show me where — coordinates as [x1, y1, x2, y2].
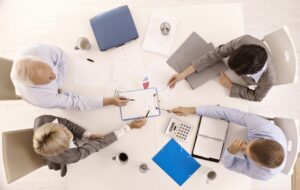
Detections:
[74, 37, 91, 50]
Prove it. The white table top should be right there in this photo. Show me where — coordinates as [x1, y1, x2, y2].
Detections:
[58, 3, 252, 190]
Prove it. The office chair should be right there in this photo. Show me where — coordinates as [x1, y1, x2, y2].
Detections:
[273, 117, 299, 175]
[0, 57, 21, 100]
[263, 26, 298, 85]
[2, 128, 46, 184]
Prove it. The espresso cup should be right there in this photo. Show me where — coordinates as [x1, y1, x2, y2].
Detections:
[74, 37, 91, 50]
[112, 152, 128, 165]
[206, 171, 217, 184]
[160, 22, 171, 35]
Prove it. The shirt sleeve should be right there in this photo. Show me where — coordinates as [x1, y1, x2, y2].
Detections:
[34, 91, 103, 111]
[221, 150, 272, 180]
[230, 67, 275, 102]
[48, 45, 68, 88]
[191, 35, 247, 73]
[196, 106, 271, 136]
[62, 125, 132, 164]
[113, 124, 131, 139]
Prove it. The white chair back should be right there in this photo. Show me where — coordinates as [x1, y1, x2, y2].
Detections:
[263, 26, 298, 85]
[274, 117, 299, 175]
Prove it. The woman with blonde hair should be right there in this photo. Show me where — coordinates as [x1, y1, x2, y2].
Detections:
[33, 115, 146, 177]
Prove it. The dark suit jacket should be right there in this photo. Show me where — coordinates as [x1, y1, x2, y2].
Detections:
[192, 35, 276, 102]
[33, 115, 117, 177]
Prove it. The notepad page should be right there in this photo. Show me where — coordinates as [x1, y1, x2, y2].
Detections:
[118, 88, 159, 120]
[193, 136, 224, 159]
[199, 117, 228, 141]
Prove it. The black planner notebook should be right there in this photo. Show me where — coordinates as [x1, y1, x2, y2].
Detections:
[192, 116, 229, 162]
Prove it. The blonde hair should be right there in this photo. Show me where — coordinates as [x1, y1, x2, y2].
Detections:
[33, 123, 72, 157]
[14, 56, 42, 86]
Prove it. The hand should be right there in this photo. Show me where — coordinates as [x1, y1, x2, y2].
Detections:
[171, 107, 196, 116]
[113, 96, 130, 107]
[167, 73, 185, 88]
[219, 72, 233, 90]
[88, 134, 104, 140]
[129, 118, 147, 129]
[228, 139, 248, 154]
[103, 96, 129, 107]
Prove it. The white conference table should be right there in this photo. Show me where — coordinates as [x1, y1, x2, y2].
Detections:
[57, 3, 252, 190]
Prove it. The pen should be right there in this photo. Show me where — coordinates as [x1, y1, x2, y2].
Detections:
[87, 58, 94, 62]
[156, 107, 172, 113]
[145, 110, 150, 118]
[120, 97, 135, 101]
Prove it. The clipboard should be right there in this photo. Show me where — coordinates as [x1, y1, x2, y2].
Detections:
[118, 88, 160, 121]
[191, 116, 229, 163]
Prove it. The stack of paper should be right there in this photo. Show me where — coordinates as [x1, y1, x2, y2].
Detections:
[142, 13, 178, 56]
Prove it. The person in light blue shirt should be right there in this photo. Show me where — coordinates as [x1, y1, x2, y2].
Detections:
[171, 106, 287, 181]
[11, 44, 129, 110]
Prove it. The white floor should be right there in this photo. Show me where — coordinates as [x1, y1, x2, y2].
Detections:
[0, 0, 300, 190]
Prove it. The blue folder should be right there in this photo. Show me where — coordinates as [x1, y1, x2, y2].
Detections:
[90, 5, 139, 51]
[152, 139, 201, 186]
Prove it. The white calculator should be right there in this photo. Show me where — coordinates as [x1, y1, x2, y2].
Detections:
[165, 118, 193, 142]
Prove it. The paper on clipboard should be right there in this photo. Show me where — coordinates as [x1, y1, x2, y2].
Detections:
[118, 88, 160, 120]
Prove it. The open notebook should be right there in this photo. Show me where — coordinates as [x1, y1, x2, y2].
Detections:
[192, 116, 229, 162]
[118, 88, 160, 120]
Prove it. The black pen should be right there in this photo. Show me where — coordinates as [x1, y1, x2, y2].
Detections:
[145, 110, 150, 118]
[87, 58, 94, 62]
[156, 107, 172, 113]
[120, 97, 135, 101]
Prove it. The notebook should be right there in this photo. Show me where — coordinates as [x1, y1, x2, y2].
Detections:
[118, 88, 160, 120]
[192, 116, 229, 162]
[90, 5, 139, 51]
[142, 13, 178, 56]
[167, 32, 227, 89]
[152, 139, 201, 186]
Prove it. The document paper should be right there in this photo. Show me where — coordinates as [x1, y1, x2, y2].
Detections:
[118, 88, 160, 120]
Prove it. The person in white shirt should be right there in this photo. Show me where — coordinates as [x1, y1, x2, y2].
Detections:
[11, 44, 128, 110]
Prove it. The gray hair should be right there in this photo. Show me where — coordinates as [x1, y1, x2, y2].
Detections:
[14, 56, 42, 86]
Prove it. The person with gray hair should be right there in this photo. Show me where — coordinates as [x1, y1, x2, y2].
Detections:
[10, 44, 128, 110]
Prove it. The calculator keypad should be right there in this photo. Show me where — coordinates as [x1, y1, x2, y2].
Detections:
[175, 123, 191, 141]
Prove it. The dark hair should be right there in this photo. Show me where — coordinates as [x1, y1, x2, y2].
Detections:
[228, 44, 268, 75]
[249, 139, 284, 168]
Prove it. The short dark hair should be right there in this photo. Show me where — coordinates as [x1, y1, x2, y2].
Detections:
[249, 139, 284, 168]
[228, 44, 268, 75]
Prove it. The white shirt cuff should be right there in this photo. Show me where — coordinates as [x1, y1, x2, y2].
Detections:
[113, 125, 131, 139]
[82, 131, 91, 141]
[196, 107, 206, 115]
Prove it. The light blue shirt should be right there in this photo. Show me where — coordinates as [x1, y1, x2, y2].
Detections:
[11, 44, 103, 110]
[196, 106, 287, 180]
